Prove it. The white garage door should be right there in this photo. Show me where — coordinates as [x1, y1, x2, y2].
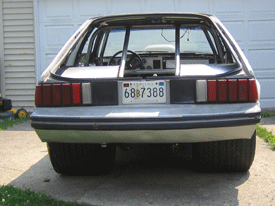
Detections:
[35, 0, 275, 108]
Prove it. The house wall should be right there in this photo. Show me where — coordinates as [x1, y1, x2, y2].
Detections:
[0, 0, 36, 112]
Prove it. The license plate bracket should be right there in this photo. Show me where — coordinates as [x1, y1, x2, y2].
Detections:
[121, 81, 167, 104]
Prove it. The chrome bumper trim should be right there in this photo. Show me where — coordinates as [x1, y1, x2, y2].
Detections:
[34, 124, 257, 143]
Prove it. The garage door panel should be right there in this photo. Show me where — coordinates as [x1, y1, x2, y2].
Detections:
[249, 20, 275, 42]
[248, 49, 275, 69]
[260, 99, 275, 108]
[259, 80, 275, 108]
[213, 0, 244, 16]
[39, 24, 74, 50]
[46, 54, 56, 68]
[42, 0, 73, 19]
[254, 70, 275, 79]
[258, 79, 275, 99]
[222, 21, 244, 43]
[39, 53, 56, 75]
[177, 0, 209, 13]
[39, 53, 47, 75]
[248, 0, 275, 14]
[107, 0, 141, 14]
[46, 25, 74, 47]
[77, 0, 107, 18]
[141, 0, 175, 12]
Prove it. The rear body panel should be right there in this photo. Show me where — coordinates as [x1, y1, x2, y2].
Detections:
[31, 103, 260, 143]
[31, 13, 261, 144]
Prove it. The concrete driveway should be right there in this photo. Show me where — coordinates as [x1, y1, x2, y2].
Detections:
[1, 120, 275, 206]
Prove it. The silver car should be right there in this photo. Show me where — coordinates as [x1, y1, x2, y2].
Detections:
[31, 13, 261, 175]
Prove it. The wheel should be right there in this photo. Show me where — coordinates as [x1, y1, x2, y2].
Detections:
[16, 108, 28, 119]
[109, 50, 142, 69]
[47, 143, 116, 175]
[192, 131, 256, 172]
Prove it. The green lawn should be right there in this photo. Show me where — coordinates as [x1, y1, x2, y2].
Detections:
[0, 117, 29, 131]
[256, 124, 275, 150]
[0, 185, 82, 206]
[256, 111, 275, 150]
[261, 111, 275, 117]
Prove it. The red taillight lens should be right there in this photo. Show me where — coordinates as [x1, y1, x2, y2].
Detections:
[35, 85, 43, 106]
[52, 84, 62, 106]
[72, 83, 82, 105]
[35, 83, 85, 107]
[62, 84, 72, 105]
[42, 85, 52, 106]
[249, 79, 258, 102]
[217, 80, 228, 101]
[207, 80, 217, 102]
[238, 79, 248, 101]
[228, 79, 238, 101]
[201, 79, 258, 103]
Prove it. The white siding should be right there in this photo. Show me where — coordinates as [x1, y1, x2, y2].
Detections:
[1, 0, 36, 112]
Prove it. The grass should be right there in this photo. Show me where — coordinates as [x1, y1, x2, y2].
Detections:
[256, 111, 275, 150]
[261, 111, 275, 117]
[0, 185, 82, 206]
[256, 124, 275, 150]
[0, 117, 29, 131]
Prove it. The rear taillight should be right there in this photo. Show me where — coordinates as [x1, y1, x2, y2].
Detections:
[207, 80, 217, 102]
[228, 79, 238, 101]
[35, 85, 43, 106]
[42, 84, 52, 106]
[52, 84, 62, 106]
[196, 79, 258, 103]
[249, 79, 258, 102]
[35, 83, 89, 107]
[72, 83, 82, 105]
[62, 84, 72, 105]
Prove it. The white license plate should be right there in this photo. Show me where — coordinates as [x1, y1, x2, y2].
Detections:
[122, 81, 167, 104]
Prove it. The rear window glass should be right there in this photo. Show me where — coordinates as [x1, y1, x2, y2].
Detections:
[60, 23, 237, 78]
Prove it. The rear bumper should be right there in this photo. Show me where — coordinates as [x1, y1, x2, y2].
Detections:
[31, 103, 261, 143]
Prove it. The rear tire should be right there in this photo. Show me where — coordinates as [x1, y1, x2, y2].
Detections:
[192, 131, 256, 172]
[47, 143, 116, 175]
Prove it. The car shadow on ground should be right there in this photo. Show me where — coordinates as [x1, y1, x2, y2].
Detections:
[8, 144, 250, 206]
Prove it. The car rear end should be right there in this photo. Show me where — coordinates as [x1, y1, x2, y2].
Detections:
[31, 13, 261, 174]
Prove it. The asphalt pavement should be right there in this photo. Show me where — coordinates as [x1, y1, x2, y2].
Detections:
[1, 118, 275, 205]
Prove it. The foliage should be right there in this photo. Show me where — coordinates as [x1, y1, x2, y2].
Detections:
[257, 124, 275, 150]
[0, 185, 82, 206]
[261, 112, 275, 117]
[0, 117, 29, 131]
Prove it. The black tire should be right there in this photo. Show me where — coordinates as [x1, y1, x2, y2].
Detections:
[192, 131, 256, 172]
[47, 143, 116, 175]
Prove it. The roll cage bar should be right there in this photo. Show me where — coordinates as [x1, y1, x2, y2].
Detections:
[80, 23, 233, 77]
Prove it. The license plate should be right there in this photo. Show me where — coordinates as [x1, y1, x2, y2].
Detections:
[122, 81, 166, 104]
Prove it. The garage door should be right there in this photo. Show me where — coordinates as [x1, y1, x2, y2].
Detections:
[35, 0, 275, 108]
